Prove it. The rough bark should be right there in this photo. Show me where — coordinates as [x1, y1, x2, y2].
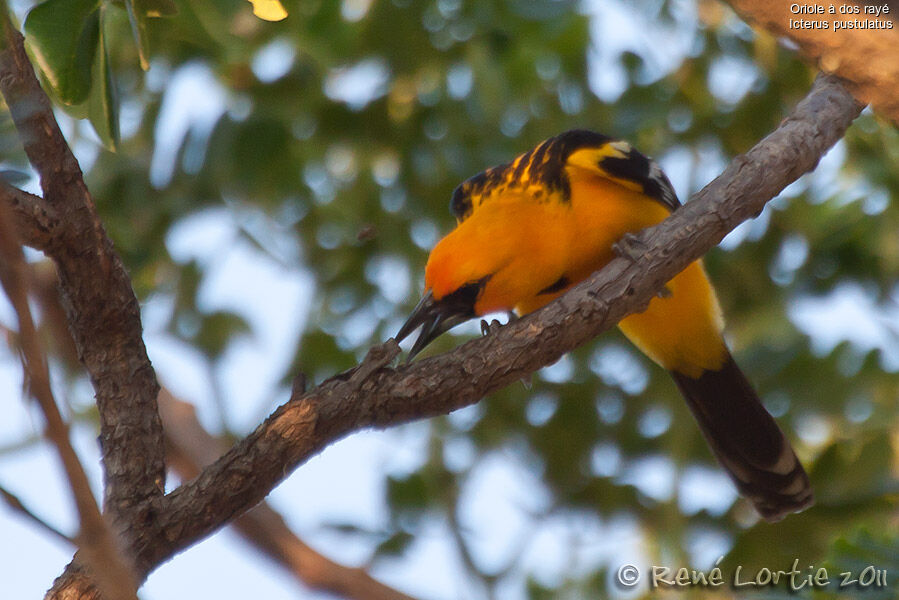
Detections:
[725, 0, 899, 123]
[0, 202, 138, 599]
[0, 5, 166, 536]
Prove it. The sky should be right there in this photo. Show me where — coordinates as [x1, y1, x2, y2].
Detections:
[1, 1, 897, 599]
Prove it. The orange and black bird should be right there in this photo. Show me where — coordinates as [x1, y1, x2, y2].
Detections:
[396, 129, 813, 521]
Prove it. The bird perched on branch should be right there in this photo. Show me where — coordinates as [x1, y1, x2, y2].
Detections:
[396, 129, 812, 522]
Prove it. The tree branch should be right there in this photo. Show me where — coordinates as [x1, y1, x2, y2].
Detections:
[0, 2, 166, 531]
[93, 74, 855, 581]
[724, 0, 899, 124]
[158, 389, 420, 600]
[0, 481, 72, 544]
[0, 201, 138, 600]
[0, 179, 58, 251]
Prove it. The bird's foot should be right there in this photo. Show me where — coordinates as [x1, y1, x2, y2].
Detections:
[612, 232, 647, 262]
[480, 318, 503, 336]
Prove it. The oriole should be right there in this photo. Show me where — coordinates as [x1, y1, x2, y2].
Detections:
[396, 129, 813, 522]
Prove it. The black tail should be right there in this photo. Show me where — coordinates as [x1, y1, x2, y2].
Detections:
[670, 352, 813, 522]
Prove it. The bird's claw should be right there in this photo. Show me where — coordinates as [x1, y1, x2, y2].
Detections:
[613, 232, 646, 262]
[480, 318, 502, 336]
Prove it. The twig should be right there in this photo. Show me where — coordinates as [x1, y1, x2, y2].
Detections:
[0, 199, 138, 598]
[0, 481, 73, 544]
[0, 0, 166, 530]
[157, 389, 420, 600]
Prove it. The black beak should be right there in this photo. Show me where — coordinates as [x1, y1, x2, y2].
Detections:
[395, 291, 474, 360]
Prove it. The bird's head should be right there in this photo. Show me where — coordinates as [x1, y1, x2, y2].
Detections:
[394, 174, 517, 359]
[394, 230, 495, 360]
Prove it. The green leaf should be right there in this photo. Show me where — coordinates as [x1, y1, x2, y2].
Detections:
[87, 9, 119, 150]
[125, 0, 177, 70]
[24, 0, 101, 105]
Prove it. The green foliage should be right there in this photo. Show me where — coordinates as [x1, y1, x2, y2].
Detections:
[24, 0, 101, 104]
[821, 530, 898, 599]
[7, 0, 898, 597]
[23, 0, 177, 147]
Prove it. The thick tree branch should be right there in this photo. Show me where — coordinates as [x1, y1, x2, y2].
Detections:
[158, 390, 420, 600]
[0, 2, 165, 529]
[74, 74, 854, 583]
[723, 0, 899, 124]
[0, 202, 138, 600]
